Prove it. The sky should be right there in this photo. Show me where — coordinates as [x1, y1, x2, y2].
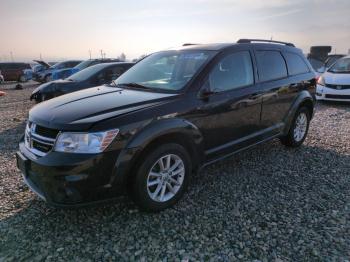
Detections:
[0, 0, 349, 62]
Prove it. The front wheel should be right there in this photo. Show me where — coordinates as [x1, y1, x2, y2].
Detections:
[280, 107, 311, 147]
[131, 143, 191, 212]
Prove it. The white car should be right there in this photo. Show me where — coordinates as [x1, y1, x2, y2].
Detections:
[316, 55, 350, 102]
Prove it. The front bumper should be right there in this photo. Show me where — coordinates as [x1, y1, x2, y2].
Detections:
[316, 84, 350, 102]
[16, 141, 125, 207]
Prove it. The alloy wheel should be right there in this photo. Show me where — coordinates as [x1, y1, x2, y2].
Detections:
[294, 112, 308, 142]
[146, 154, 185, 202]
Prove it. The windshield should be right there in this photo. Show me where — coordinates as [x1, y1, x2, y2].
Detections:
[328, 57, 350, 73]
[67, 64, 105, 81]
[114, 50, 214, 91]
[74, 60, 93, 71]
[51, 62, 66, 70]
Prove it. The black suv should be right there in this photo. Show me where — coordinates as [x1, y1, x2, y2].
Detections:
[17, 39, 316, 211]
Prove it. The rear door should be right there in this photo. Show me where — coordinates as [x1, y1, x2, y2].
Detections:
[254, 49, 291, 133]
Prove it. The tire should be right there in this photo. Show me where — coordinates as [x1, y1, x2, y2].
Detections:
[19, 75, 26, 82]
[131, 143, 192, 212]
[280, 107, 311, 147]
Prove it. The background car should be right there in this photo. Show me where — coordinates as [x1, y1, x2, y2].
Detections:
[307, 46, 345, 76]
[30, 62, 134, 102]
[316, 55, 350, 102]
[0, 62, 32, 82]
[0, 71, 4, 83]
[51, 58, 121, 80]
[34, 60, 82, 83]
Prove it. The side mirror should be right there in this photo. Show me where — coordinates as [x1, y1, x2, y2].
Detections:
[199, 80, 216, 100]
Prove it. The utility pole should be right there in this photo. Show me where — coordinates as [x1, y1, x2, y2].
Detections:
[40, 53, 42, 60]
[100, 50, 103, 59]
[10, 51, 14, 62]
[89, 50, 92, 59]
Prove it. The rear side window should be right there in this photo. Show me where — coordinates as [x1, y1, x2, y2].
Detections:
[256, 51, 287, 82]
[284, 53, 309, 75]
[209, 51, 254, 92]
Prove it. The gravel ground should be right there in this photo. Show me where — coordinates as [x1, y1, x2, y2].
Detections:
[0, 82, 349, 261]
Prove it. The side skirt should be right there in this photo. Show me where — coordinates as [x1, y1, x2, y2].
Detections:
[200, 133, 281, 169]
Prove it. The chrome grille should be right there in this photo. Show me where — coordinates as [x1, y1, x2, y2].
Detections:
[25, 122, 58, 156]
[326, 84, 350, 90]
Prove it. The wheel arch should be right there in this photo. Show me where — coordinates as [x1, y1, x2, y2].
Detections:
[110, 118, 205, 192]
[283, 91, 315, 135]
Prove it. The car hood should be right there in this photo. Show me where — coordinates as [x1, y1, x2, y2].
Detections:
[323, 71, 350, 85]
[29, 85, 177, 130]
[33, 60, 51, 69]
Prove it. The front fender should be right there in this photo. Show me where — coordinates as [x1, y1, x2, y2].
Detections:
[283, 90, 315, 135]
[109, 118, 204, 190]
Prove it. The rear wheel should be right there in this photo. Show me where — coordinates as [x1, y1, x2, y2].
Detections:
[19, 75, 26, 82]
[131, 143, 191, 212]
[280, 107, 310, 147]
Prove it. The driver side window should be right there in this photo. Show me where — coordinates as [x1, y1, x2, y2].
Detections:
[209, 51, 254, 92]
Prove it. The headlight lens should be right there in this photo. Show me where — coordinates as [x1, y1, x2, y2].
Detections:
[317, 76, 325, 86]
[54, 129, 119, 153]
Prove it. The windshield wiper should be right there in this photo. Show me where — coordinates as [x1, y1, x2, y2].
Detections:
[118, 82, 151, 90]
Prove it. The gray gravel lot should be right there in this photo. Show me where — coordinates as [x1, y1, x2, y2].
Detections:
[0, 82, 349, 261]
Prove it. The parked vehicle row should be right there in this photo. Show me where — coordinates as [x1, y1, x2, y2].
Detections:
[17, 39, 317, 211]
[0, 62, 32, 82]
[31, 62, 134, 102]
[51, 58, 122, 81]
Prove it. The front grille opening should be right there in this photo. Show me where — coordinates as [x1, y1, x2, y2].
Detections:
[32, 140, 52, 153]
[326, 84, 350, 90]
[25, 122, 58, 156]
[35, 125, 59, 139]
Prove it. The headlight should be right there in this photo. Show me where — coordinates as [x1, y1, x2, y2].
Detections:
[317, 76, 325, 86]
[54, 129, 119, 153]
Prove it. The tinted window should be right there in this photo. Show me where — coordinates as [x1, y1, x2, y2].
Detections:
[209, 51, 254, 92]
[284, 53, 309, 75]
[256, 51, 287, 82]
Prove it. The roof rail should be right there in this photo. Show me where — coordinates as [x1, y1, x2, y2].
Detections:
[182, 43, 199, 46]
[237, 39, 295, 47]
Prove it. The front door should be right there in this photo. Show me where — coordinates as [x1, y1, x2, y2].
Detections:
[191, 50, 263, 160]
